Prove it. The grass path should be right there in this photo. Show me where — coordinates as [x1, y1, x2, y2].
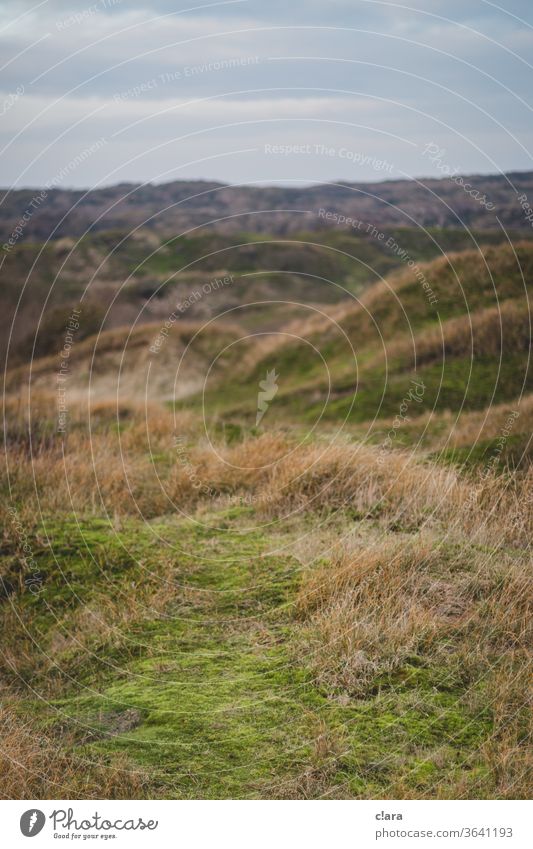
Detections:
[5, 510, 503, 798]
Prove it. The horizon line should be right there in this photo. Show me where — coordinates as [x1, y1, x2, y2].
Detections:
[3, 168, 533, 194]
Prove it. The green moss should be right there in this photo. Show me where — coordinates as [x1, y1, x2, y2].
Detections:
[5, 510, 506, 799]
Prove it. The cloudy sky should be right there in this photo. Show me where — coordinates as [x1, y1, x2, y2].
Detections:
[1, 0, 532, 188]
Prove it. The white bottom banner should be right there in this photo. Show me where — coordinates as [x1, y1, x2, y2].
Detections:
[1, 799, 531, 848]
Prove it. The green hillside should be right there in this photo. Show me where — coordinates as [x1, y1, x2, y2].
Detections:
[2, 237, 531, 800]
[3, 227, 533, 365]
[192, 243, 533, 428]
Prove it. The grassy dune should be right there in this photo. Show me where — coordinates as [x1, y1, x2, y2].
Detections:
[1, 396, 531, 799]
[1, 241, 532, 799]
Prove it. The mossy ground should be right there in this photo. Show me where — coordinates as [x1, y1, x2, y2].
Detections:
[3, 507, 506, 799]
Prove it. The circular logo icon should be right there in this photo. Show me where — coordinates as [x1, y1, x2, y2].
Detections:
[20, 810, 46, 837]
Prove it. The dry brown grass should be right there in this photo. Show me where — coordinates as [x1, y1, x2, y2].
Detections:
[256, 442, 460, 519]
[295, 535, 531, 689]
[290, 512, 532, 799]
[255, 440, 533, 547]
[5, 318, 244, 404]
[478, 667, 533, 800]
[449, 395, 532, 456]
[3, 395, 532, 547]
[2, 391, 531, 799]
[1, 390, 293, 521]
[370, 392, 533, 455]
[0, 703, 148, 799]
[361, 299, 532, 373]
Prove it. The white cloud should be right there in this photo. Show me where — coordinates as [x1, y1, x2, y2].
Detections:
[0, 0, 531, 186]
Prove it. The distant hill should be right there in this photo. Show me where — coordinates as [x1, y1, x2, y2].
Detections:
[191, 242, 533, 445]
[9, 240, 533, 468]
[2, 171, 533, 243]
[4, 320, 243, 412]
[3, 225, 533, 368]
[11, 241, 533, 457]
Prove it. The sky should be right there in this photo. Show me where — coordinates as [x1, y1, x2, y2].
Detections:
[1, 0, 532, 188]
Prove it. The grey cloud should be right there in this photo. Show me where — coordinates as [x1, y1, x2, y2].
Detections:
[0, 0, 531, 187]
